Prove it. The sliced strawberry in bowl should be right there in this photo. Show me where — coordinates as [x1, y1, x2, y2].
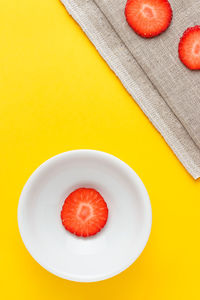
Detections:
[61, 188, 108, 237]
[178, 26, 200, 70]
[125, 0, 172, 38]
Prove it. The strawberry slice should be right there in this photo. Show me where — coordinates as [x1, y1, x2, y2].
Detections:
[61, 188, 108, 237]
[178, 26, 200, 70]
[125, 0, 172, 38]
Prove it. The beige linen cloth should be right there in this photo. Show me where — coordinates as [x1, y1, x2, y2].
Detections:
[61, 0, 200, 179]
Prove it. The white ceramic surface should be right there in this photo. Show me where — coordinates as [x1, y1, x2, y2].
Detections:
[18, 150, 152, 282]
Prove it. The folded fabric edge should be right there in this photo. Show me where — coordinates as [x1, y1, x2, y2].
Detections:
[61, 0, 200, 179]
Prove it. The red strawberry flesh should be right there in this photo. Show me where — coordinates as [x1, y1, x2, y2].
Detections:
[125, 0, 172, 38]
[61, 188, 108, 237]
[178, 26, 200, 70]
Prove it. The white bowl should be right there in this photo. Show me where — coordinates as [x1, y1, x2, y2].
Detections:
[18, 150, 152, 282]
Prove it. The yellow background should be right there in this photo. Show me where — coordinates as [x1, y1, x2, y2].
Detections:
[0, 0, 200, 299]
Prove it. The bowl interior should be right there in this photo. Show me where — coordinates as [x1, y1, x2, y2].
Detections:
[18, 151, 151, 281]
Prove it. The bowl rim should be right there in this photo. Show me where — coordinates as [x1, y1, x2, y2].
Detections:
[17, 149, 152, 282]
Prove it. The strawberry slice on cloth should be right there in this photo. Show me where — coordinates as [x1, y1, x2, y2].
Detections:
[178, 26, 200, 70]
[125, 0, 172, 38]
